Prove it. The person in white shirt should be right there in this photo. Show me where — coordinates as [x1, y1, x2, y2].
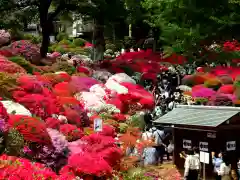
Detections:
[184, 148, 200, 180]
[142, 128, 153, 141]
[166, 140, 174, 160]
[217, 154, 231, 180]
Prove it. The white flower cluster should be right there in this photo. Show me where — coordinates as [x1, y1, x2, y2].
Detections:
[1, 100, 32, 116]
[74, 73, 136, 114]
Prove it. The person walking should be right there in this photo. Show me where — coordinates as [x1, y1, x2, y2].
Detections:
[166, 140, 174, 160]
[217, 154, 231, 180]
[142, 128, 153, 141]
[237, 158, 240, 180]
[184, 148, 200, 180]
[142, 143, 158, 166]
[212, 151, 223, 180]
[152, 127, 166, 164]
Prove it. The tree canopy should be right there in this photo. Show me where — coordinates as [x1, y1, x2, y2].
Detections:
[142, 0, 240, 57]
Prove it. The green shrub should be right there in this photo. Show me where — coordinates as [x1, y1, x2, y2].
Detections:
[8, 56, 34, 74]
[48, 46, 54, 53]
[23, 34, 33, 40]
[55, 46, 66, 54]
[31, 36, 42, 44]
[56, 32, 69, 42]
[105, 43, 116, 51]
[68, 43, 77, 48]
[58, 39, 72, 45]
[52, 61, 76, 75]
[23, 34, 42, 44]
[9, 30, 24, 41]
[73, 38, 86, 46]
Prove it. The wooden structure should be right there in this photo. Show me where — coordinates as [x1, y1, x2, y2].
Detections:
[154, 105, 240, 176]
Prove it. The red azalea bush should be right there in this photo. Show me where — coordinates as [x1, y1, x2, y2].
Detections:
[53, 82, 77, 97]
[64, 108, 83, 127]
[45, 117, 61, 129]
[99, 125, 116, 137]
[0, 154, 58, 179]
[218, 84, 234, 94]
[119, 82, 155, 110]
[8, 115, 52, 145]
[14, 93, 63, 119]
[59, 124, 84, 141]
[62, 133, 122, 178]
[17, 75, 44, 93]
[0, 100, 9, 121]
[57, 96, 81, 106]
[62, 153, 113, 179]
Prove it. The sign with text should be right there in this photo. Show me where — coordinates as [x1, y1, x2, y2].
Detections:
[94, 118, 103, 132]
[200, 151, 209, 164]
[183, 139, 192, 149]
[226, 141, 236, 151]
[199, 142, 208, 152]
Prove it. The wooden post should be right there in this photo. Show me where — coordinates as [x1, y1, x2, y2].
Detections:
[172, 126, 175, 164]
[203, 162, 206, 180]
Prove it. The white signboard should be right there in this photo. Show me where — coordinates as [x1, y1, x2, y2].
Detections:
[94, 118, 103, 132]
[183, 139, 192, 149]
[226, 141, 236, 151]
[199, 142, 208, 152]
[200, 151, 210, 164]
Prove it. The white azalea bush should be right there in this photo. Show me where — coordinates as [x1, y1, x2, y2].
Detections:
[1, 100, 32, 116]
[108, 73, 136, 84]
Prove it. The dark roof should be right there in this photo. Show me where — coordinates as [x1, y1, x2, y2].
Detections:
[154, 105, 240, 127]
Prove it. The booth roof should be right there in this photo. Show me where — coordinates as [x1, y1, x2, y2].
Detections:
[154, 105, 240, 127]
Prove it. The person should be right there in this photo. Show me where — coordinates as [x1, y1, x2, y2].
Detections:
[212, 151, 223, 180]
[142, 142, 158, 166]
[142, 128, 153, 141]
[193, 147, 200, 159]
[152, 127, 166, 164]
[237, 158, 240, 180]
[217, 154, 231, 180]
[166, 140, 174, 160]
[126, 144, 138, 157]
[184, 148, 200, 180]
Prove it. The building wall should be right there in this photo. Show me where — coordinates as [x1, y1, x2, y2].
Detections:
[173, 127, 240, 176]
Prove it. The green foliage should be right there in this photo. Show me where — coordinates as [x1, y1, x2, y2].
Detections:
[8, 56, 35, 74]
[122, 36, 136, 49]
[56, 32, 69, 42]
[73, 38, 86, 47]
[0, 72, 17, 99]
[55, 46, 67, 54]
[142, 0, 240, 59]
[5, 128, 24, 156]
[58, 39, 72, 45]
[117, 168, 151, 180]
[105, 43, 117, 51]
[52, 61, 76, 75]
[128, 113, 146, 131]
[9, 29, 24, 41]
[23, 34, 42, 44]
[119, 123, 128, 133]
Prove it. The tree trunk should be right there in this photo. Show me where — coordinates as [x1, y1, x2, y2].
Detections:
[92, 18, 105, 61]
[40, 25, 50, 58]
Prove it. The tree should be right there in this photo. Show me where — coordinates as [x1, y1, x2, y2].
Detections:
[142, 0, 240, 60]
[1, 0, 127, 59]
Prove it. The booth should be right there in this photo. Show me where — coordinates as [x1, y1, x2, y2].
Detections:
[154, 105, 240, 177]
